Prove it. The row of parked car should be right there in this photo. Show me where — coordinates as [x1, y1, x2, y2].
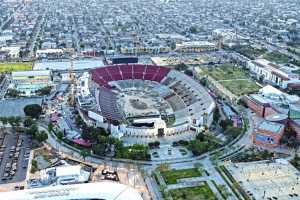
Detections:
[1, 135, 31, 182]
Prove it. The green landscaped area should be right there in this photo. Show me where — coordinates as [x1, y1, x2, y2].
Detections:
[220, 79, 261, 96]
[161, 168, 201, 185]
[169, 183, 216, 200]
[262, 51, 290, 64]
[199, 64, 261, 96]
[200, 64, 249, 80]
[231, 45, 267, 60]
[0, 62, 33, 72]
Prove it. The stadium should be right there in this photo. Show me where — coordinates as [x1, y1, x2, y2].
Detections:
[86, 64, 215, 144]
[0, 182, 143, 200]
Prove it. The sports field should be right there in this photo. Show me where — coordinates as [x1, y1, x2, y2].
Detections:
[169, 183, 216, 200]
[0, 62, 33, 72]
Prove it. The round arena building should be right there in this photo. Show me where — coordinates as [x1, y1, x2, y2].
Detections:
[85, 64, 215, 144]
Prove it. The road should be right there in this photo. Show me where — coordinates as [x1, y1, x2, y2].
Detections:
[0, 3, 24, 33]
[28, 13, 46, 59]
[0, 74, 10, 100]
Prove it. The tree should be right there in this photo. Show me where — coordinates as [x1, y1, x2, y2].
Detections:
[36, 86, 52, 96]
[35, 130, 48, 143]
[24, 104, 42, 119]
[48, 122, 54, 132]
[287, 136, 300, 149]
[189, 25, 198, 34]
[6, 89, 20, 98]
[223, 127, 242, 141]
[157, 163, 170, 172]
[24, 117, 35, 127]
[0, 117, 8, 126]
[175, 63, 188, 71]
[92, 144, 106, 156]
[219, 119, 233, 130]
[80, 149, 90, 161]
[56, 131, 64, 140]
[213, 107, 220, 122]
[26, 124, 38, 137]
[188, 140, 208, 156]
[14, 116, 22, 127]
[75, 115, 85, 128]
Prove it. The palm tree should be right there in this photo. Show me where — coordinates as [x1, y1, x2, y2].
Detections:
[80, 149, 90, 161]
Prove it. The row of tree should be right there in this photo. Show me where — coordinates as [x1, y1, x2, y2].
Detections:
[73, 115, 150, 160]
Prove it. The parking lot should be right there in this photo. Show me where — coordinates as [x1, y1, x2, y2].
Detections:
[0, 131, 31, 184]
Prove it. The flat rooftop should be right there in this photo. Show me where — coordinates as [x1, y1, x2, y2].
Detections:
[257, 121, 284, 133]
[0, 98, 42, 117]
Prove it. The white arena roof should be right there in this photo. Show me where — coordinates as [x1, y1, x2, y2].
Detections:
[0, 182, 143, 200]
[56, 165, 81, 177]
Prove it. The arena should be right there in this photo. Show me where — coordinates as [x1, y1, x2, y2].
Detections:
[0, 182, 143, 200]
[87, 64, 215, 144]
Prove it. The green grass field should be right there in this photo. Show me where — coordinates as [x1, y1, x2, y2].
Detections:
[220, 79, 261, 96]
[161, 168, 202, 185]
[263, 51, 290, 64]
[0, 62, 33, 72]
[234, 46, 267, 60]
[199, 64, 261, 96]
[200, 64, 249, 80]
[169, 183, 216, 200]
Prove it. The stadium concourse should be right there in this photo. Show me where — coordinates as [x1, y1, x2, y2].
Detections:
[0, 182, 143, 200]
[83, 64, 215, 145]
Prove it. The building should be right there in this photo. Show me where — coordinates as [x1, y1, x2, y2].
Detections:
[33, 58, 104, 71]
[36, 49, 64, 59]
[11, 70, 52, 96]
[0, 46, 21, 59]
[175, 41, 216, 53]
[86, 64, 215, 144]
[253, 120, 285, 147]
[247, 59, 299, 89]
[245, 85, 300, 144]
[120, 46, 171, 54]
[245, 85, 299, 118]
[0, 182, 143, 200]
[38, 165, 90, 186]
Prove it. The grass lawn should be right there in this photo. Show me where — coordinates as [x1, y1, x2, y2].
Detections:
[263, 51, 290, 64]
[233, 46, 267, 60]
[220, 79, 261, 96]
[200, 64, 249, 81]
[161, 168, 201, 185]
[169, 182, 217, 200]
[199, 64, 261, 96]
[0, 62, 33, 72]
